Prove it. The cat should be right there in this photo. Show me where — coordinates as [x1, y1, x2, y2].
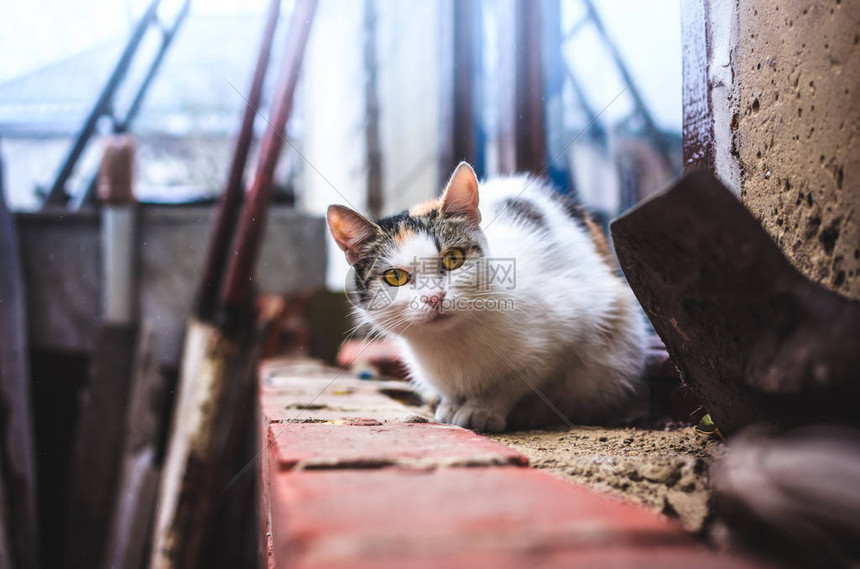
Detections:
[327, 162, 646, 432]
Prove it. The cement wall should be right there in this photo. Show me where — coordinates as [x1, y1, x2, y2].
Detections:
[735, 0, 860, 298]
[17, 207, 326, 367]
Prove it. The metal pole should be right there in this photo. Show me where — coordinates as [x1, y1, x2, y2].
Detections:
[581, 0, 674, 171]
[99, 138, 138, 324]
[451, 0, 480, 176]
[219, 0, 319, 328]
[195, 0, 283, 322]
[73, 0, 194, 210]
[541, 0, 572, 194]
[363, 0, 383, 219]
[514, 0, 547, 173]
[43, 0, 162, 207]
[116, 0, 192, 134]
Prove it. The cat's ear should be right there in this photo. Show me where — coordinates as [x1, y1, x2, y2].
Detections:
[326, 205, 380, 265]
[440, 162, 481, 225]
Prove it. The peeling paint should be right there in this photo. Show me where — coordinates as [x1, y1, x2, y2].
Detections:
[709, 0, 743, 193]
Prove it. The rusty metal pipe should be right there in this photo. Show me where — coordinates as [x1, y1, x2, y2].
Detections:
[219, 0, 318, 326]
[195, 0, 284, 322]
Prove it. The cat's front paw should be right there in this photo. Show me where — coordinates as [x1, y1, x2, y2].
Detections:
[435, 399, 459, 424]
[451, 404, 507, 433]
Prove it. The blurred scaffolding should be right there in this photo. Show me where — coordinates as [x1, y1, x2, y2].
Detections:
[0, 0, 682, 240]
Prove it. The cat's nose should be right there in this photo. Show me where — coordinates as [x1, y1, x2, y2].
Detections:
[424, 292, 445, 307]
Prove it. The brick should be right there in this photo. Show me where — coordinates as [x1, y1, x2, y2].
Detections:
[260, 372, 416, 414]
[261, 384, 408, 420]
[263, 372, 415, 402]
[268, 408, 425, 423]
[260, 367, 430, 424]
[261, 357, 344, 381]
[290, 549, 772, 569]
[259, 358, 774, 569]
[336, 338, 410, 379]
[268, 467, 736, 568]
[262, 370, 380, 393]
[267, 422, 527, 470]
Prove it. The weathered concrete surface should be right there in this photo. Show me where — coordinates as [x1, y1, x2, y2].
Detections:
[17, 206, 326, 366]
[138, 207, 326, 366]
[16, 211, 101, 355]
[490, 426, 723, 534]
[736, 0, 860, 298]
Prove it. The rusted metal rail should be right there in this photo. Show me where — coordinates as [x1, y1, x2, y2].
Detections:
[219, 0, 319, 327]
[363, 0, 383, 218]
[513, 0, 547, 175]
[73, 0, 193, 209]
[195, 0, 284, 322]
[150, 2, 318, 567]
[44, 0, 192, 208]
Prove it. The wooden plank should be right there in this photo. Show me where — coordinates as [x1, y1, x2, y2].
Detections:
[62, 325, 138, 568]
[149, 300, 284, 569]
[62, 137, 140, 568]
[151, 4, 318, 565]
[0, 476, 13, 569]
[611, 170, 860, 435]
[0, 155, 39, 569]
[198, 295, 285, 569]
[102, 326, 166, 569]
[149, 320, 241, 569]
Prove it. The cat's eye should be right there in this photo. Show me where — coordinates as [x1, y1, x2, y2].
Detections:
[440, 248, 466, 271]
[382, 268, 410, 287]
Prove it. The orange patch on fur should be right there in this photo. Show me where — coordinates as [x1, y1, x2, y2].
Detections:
[584, 216, 613, 264]
[408, 199, 441, 216]
[394, 227, 416, 244]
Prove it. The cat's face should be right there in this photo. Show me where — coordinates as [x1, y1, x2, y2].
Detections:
[328, 163, 490, 337]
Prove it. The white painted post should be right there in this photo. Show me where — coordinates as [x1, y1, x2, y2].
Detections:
[99, 136, 137, 324]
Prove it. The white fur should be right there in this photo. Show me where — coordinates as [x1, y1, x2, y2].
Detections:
[354, 176, 647, 432]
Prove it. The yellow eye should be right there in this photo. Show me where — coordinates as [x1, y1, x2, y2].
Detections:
[441, 248, 466, 271]
[382, 268, 410, 287]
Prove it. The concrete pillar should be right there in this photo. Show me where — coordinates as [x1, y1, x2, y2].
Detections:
[735, 0, 859, 299]
[684, 0, 859, 299]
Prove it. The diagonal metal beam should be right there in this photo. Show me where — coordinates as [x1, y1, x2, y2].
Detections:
[43, 0, 163, 207]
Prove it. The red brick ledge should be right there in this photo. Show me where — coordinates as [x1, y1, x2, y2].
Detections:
[259, 359, 774, 569]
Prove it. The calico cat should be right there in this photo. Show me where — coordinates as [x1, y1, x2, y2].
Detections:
[327, 162, 646, 432]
